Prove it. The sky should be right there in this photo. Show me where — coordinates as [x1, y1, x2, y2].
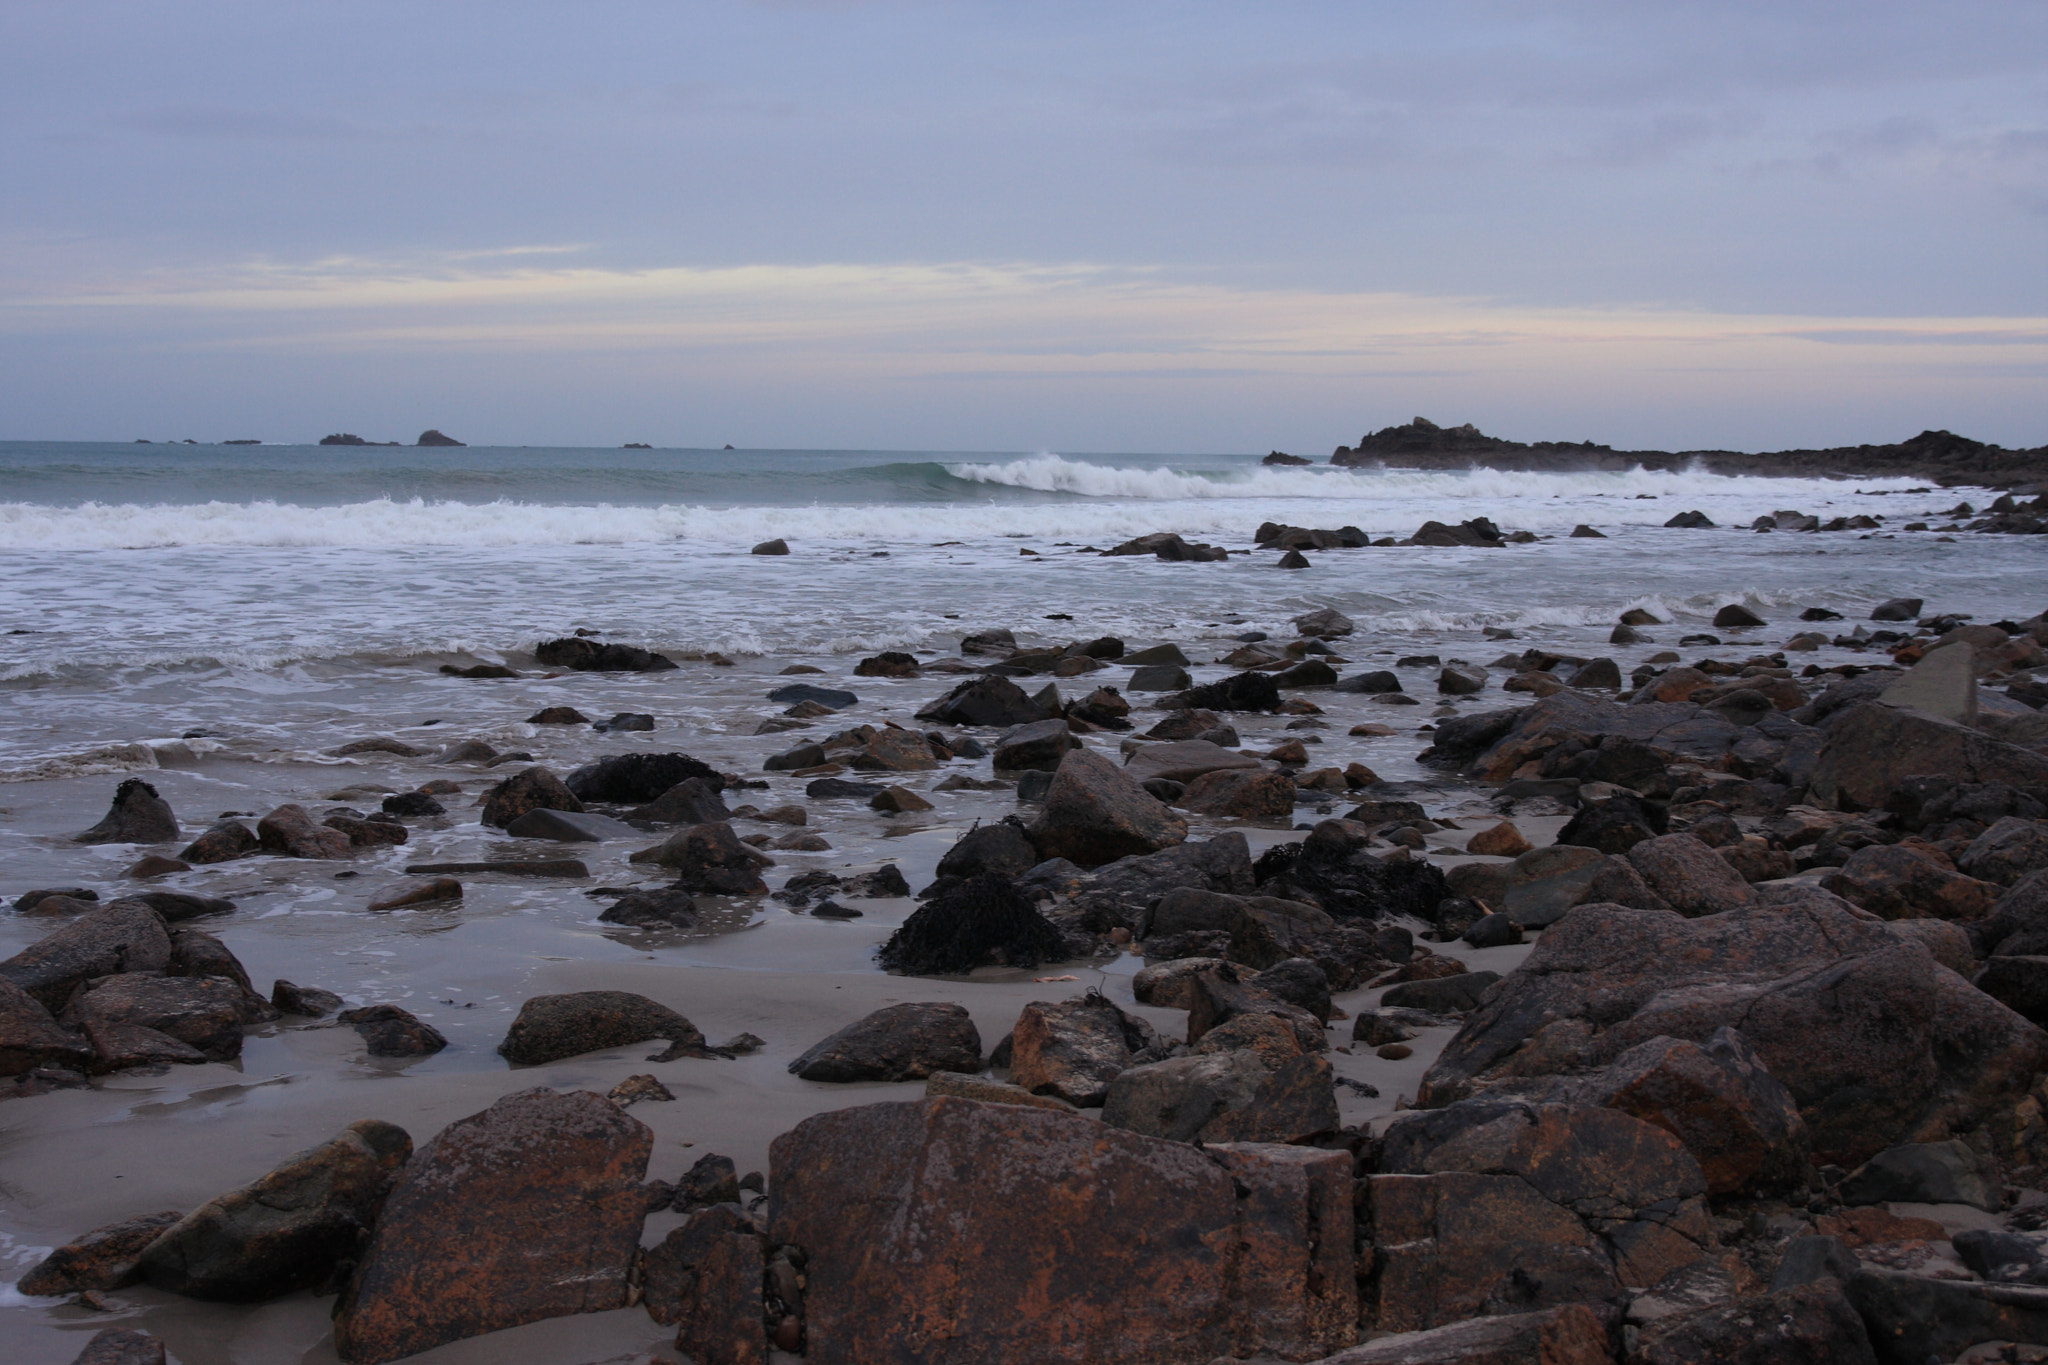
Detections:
[1, 1, 2044, 453]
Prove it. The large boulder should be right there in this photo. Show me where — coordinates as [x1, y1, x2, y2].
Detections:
[1031, 748, 1187, 869]
[915, 675, 1054, 728]
[76, 778, 179, 845]
[565, 752, 721, 804]
[136, 1120, 411, 1300]
[932, 820, 1041, 883]
[992, 719, 1079, 772]
[479, 766, 584, 829]
[256, 804, 352, 859]
[877, 873, 1068, 975]
[497, 991, 707, 1065]
[64, 973, 262, 1063]
[1821, 843, 1998, 920]
[1418, 890, 2048, 1166]
[1626, 833, 1758, 917]
[1961, 816, 2048, 886]
[0, 977, 93, 1076]
[1123, 740, 1264, 786]
[1364, 1099, 1714, 1332]
[532, 637, 676, 671]
[1811, 701, 2048, 812]
[628, 821, 773, 894]
[333, 1089, 652, 1365]
[0, 901, 172, 1012]
[627, 777, 732, 826]
[1008, 992, 1167, 1106]
[17, 1211, 183, 1296]
[789, 1002, 981, 1082]
[1252, 820, 1451, 923]
[1102, 1045, 1336, 1144]
[1634, 1283, 1876, 1365]
[1178, 767, 1297, 820]
[643, 1205, 767, 1362]
[1457, 691, 1743, 782]
[1176, 672, 1282, 713]
[768, 1097, 1357, 1364]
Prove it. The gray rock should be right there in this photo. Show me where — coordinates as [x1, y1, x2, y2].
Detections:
[502, 808, 637, 842]
[1122, 739, 1263, 786]
[1380, 971, 1500, 1013]
[497, 990, 706, 1065]
[1880, 639, 1977, 723]
[1837, 1138, 1999, 1211]
[767, 682, 856, 710]
[1126, 664, 1193, 692]
[1101, 1048, 1337, 1144]
[788, 1002, 981, 1082]
[992, 718, 1080, 772]
[76, 778, 179, 845]
[0, 902, 172, 1011]
[1437, 661, 1488, 695]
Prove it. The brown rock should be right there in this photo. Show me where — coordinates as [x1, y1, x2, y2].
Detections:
[256, 804, 353, 859]
[66, 1330, 168, 1365]
[1822, 843, 1998, 920]
[179, 820, 259, 864]
[870, 784, 935, 813]
[0, 900, 172, 1011]
[65, 973, 259, 1062]
[479, 765, 585, 830]
[1008, 991, 1164, 1107]
[334, 1088, 653, 1365]
[643, 1205, 765, 1363]
[366, 876, 463, 911]
[75, 778, 180, 845]
[859, 726, 940, 771]
[1031, 748, 1187, 869]
[1718, 841, 1798, 883]
[322, 814, 409, 847]
[18, 1211, 182, 1296]
[924, 1070, 1077, 1112]
[1626, 833, 1759, 917]
[788, 1002, 981, 1082]
[1101, 1046, 1337, 1144]
[1178, 767, 1297, 820]
[337, 1004, 447, 1058]
[1419, 890, 2048, 1166]
[1634, 1282, 1877, 1365]
[1811, 700, 2048, 812]
[1467, 821, 1531, 857]
[137, 1119, 412, 1300]
[1187, 967, 1327, 1052]
[628, 821, 773, 894]
[1131, 956, 1233, 1009]
[497, 990, 706, 1065]
[630, 776, 732, 826]
[0, 976, 93, 1076]
[1588, 1026, 1810, 1196]
[767, 1096, 1356, 1364]
[124, 854, 191, 878]
[1813, 1205, 1949, 1248]
[1307, 1305, 1611, 1364]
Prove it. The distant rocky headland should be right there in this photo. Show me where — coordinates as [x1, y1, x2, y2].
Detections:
[1293, 417, 2048, 487]
[319, 430, 467, 448]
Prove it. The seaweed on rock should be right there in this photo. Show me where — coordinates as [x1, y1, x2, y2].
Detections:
[877, 873, 1067, 975]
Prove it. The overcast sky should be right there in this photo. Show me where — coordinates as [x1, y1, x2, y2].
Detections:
[1, 1, 2043, 452]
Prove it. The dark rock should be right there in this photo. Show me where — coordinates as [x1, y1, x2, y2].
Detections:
[334, 1088, 652, 1365]
[1251, 957, 1333, 1022]
[566, 752, 720, 804]
[1463, 913, 1523, 948]
[1178, 767, 1296, 820]
[66, 973, 257, 1062]
[252, 803, 351, 858]
[1837, 1138, 1998, 1210]
[1176, 671, 1282, 713]
[1627, 832, 1759, 916]
[0, 900, 171, 1011]
[480, 766, 584, 829]
[137, 1119, 412, 1300]
[1253, 820, 1452, 923]
[1185, 969, 1325, 1053]
[1962, 816, 2048, 886]
[1420, 891, 2048, 1166]
[627, 821, 771, 894]
[1031, 748, 1187, 868]
[532, 637, 677, 672]
[1555, 793, 1667, 854]
[271, 979, 343, 1017]
[498, 991, 706, 1065]
[1843, 1268, 2048, 1365]
[379, 791, 444, 818]
[1314, 1306, 1612, 1364]
[625, 776, 731, 826]
[402, 858, 588, 877]
[526, 706, 588, 724]
[130, 890, 234, 922]
[915, 674, 1053, 728]
[76, 778, 179, 845]
[673, 1151, 741, 1210]
[1634, 1283, 1876, 1365]
[338, 1004, 447, 1058]
[415, 429, 463, 446]
[805, 777, 889, 800]
[767, 682, 858, 709]
[0, 976, 93, 1076]
[591, 711, 654, 732]
[63, 1329, 168, 1365]
[1665, 509, 1716, 528]
[597, 887, 699, 929]
[1871, 597, 1924, 621]
[788, 1002, 981, 1082]
[992, 718, 1079, 771]
[1102, 1045, 1337, 1144]
[1438, 661, 1488, 694]
[1811, 701, 2048, 812]
[1713, 603, 1766, 628]
[12, 886, 98, 913]
[644, 1204, 767, 1362]
[321, 812, 410, 848]
[502, 808, 636, 842]
[877, 873, 1067, 975]
[1822, 843, 1996, 921]
[768, 1095, 1357, 1365]
[1128, 663, 1194, 692]
[1010, 991, 1167, 1106]
[1381, 970, 1500, 1013]
[933, 820, 1041, 884]
[17, 1210, 182, 1296]
[751, 537, 789, 555]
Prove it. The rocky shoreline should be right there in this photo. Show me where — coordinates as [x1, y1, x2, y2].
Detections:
[1312, 417, 2048, 489]
[8, 580, 2048, 1363]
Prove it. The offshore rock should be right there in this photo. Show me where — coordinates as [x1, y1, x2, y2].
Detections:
[76, 778, 179, 845]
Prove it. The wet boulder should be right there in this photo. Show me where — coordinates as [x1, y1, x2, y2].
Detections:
[0, 977, 93, 1076]
[17, 1210, 183, 1296]
[1178, 767, 1297, 820]
[626, 777, 732, 826]
[1419, 889, 2048, 1167]
[338, 1004, 447, 1058]
[991, 718, 1079, 772]
[628, 821, 773, 894]
[1186, 968, 1326, 1052]
[497, 990, 708, 1065]
[65, 973, 261, 1062]
[334, 1088, 653, 1365]
[1102, 1044, 1336, 1144]
[532, 637, 677, 671]
[479, 766, 585, 829]
[136, 1119, 412, 1300]
[1554, 794, 1666, 855]
[1030, 748, 1187, 869]
[1122, 739, 1263, 786]
[1811, 701, 2048, 812]
[1176, 671, 1282, 713]
[915, 675, 1054, 728]
[1626, 832, 1759, 917]
[931, 820, 1041, 886]
[76, 778, 180, 845]
[256, 804, 353, 859]
[1821, 843, 1997, 920]
[596, 886, 699, 929]
[788, 1002, 981, 1082]
[878, 873, 1068, 975]
[0, 901, 172, 1011]
[565, 751, 721, 804]
[1252, 819, 1452, 923]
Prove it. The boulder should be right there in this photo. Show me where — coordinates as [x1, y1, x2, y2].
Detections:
[1438, 662, 1488, 695]
[365, 877, 462, 911]
[1713, 603, 1766, 628]
[1380, 971, 1500, 1014]
[322, 813, 409, 848]
[1177, 671, 1282, 713]
[628, 777, 732, 826]
[479, 766, 584, 829]
[1186, 968, 1327, 1052]
[1962, 816, 2048, 886]
[1133, 957, 1234, 1009]
[565, 751, 721, 804]
[17, 1210, 183, 1296]
[643, 1205, 767, 1361]
[1309, 1306, 1612, 1364]
[1453, 691, 1743, 782]
[1128, 663, 1193, 692]
[502, 808, 636, 842]
[0, 977, 93, 1076]
[1467, 821, 1531, 857]
[65, 973, 258, 1062]
[859, 727, 940, 772]
[916, 675, 1053, 728]
[1293, 607, 1355, 638]
[1102, 1047, 1337, 1144]
[1626, 833, 1759, 916]
[1031, 748, 1187, 868]
[1123, 739, 1263, 786]
[532, 637, 676, 671]
[76, 778, 179, 845]
[63, 1330, 168, 1365]
[596, 886, 699, 929]
[338, 1004, 447, 1058]
[768, 1096, 1358, 1364]
[1836, 1138, 1998, 1211]
[1881, 640, 1978, 723]
[878, 872, 1067, 974]
[136, 1119, 412, 1300]
[0, 901, 172, 1011]
[1178, 767, 1296, 820]
[627, 822, 772, 895]
[1008, 991, 1166, 1106]
[1870, 597, 1924, 622]
[1843, 1268, 2048, 1365]
[1123, 642, 1191, 667]
[1821, 843, 1997, 920]
[1420, 891, 2048, 1166]
[271, 980, 344, 1017]
[526, 706, 588, 724]
[1365, 1099, 1712, 1331]
[1633, 1283, 1877, 1365]
[1498, 845, 1608, 927]
[497, 990, 707, 1065]
[768, 682, 857, 710]
[256, 804, 352, 859]
[334, 1089, 652, 1365]
[1145, 889, 1288, 970]
[932, 820, 1041, 883]
[992, 719, 1079, 771]
[1555, 794, 1666, 855]
[789, 1002, 981, 1082]
[1811, 701, 2048, 812]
